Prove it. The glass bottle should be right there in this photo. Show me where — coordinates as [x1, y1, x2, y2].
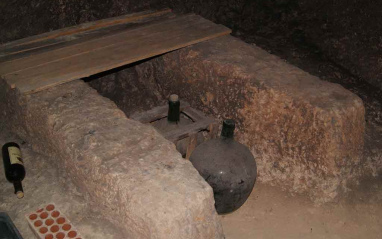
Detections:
[2, 142, 26, 199]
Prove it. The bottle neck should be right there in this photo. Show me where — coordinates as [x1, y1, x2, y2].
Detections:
[13, 181, 24, 199]
[221, 119, 235, 139]
[168, 95, 180, 123]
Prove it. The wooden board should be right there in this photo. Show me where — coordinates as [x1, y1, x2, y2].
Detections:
[0, 10, 231, 94]
[0, 13, 178, 75]
[0, 9, 173, 57]
[163, 118, 216, 142]
[130, 101, 190, 124]
[0, 10, 176, 64]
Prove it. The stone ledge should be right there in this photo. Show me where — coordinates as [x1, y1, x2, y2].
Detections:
[0, 79, 224, 239]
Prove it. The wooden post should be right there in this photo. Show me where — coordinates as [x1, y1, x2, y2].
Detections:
[185, 134, 198, 160]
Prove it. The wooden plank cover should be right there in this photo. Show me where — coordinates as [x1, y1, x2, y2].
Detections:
[0, 11, 231, 94]
[0, 8, 173, 55]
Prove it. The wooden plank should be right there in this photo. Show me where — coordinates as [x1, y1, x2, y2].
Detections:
[183, 107, 207, 122]
[0, 13, 180, 75]
[0, 9, 172, 53]
[3, 15, 201, 82]
[4, 14, 204, 86]
[130, 101, 190, 123]
[0, 11, 175, 63]
[164, 118, 216, 142]
[4, 15, 231, 94]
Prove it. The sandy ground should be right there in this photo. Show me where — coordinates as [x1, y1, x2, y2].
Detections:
[221, 178, 382, 239]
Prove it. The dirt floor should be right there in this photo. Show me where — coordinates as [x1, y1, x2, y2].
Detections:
[221, 177, 382, 239]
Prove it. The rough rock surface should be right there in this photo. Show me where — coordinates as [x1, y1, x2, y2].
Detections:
[0, 79, 224, 239]
[86, 67, 166, 117]
[90, 36, 365, 203]
[0, 131, 125, 239]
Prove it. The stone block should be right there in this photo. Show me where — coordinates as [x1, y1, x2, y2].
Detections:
[0, 79, 224, 239]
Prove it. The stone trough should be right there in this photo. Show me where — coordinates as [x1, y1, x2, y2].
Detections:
[89, 35, 365, 203]
[0, 35, 365, 238]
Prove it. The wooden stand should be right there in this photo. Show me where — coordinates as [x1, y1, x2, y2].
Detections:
[130, 101, 218, 159]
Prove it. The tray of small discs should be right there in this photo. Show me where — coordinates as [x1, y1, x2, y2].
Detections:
[26, 204, 83, 239]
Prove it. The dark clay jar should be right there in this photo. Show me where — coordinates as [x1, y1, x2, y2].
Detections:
[190, 119, 257, 214]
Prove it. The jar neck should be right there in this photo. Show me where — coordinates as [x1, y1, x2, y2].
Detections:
[13, 181, 23, 194]
[221, 119, 235, 138]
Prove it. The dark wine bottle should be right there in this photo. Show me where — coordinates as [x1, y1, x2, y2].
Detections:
[190, 119, 257, 214]
[167, 94, 180, 123]
[2, 142, 26, 199]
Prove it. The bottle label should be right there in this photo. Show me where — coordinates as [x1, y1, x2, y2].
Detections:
[8, 147, 23, 165]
